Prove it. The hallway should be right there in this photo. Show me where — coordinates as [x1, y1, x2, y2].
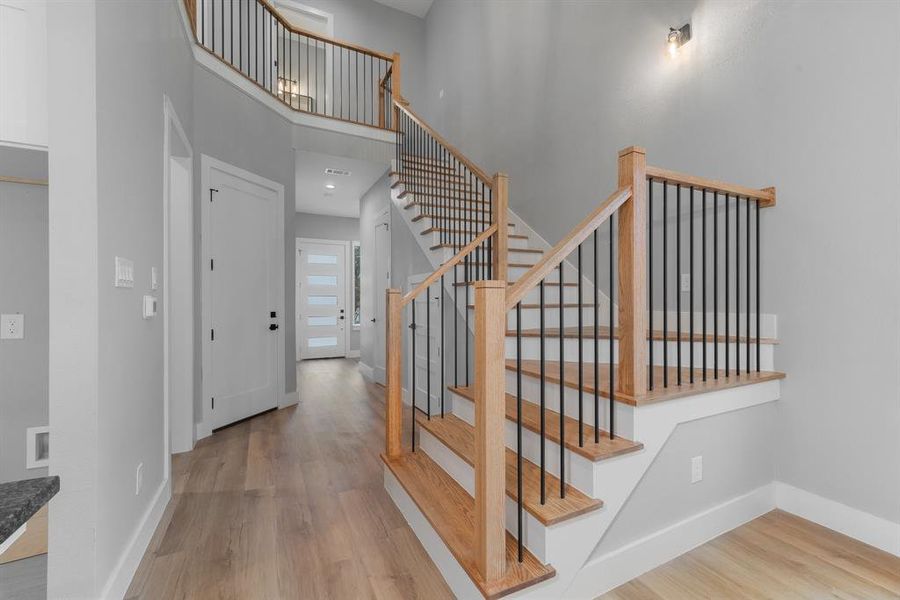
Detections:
[126, 359, 452, 599]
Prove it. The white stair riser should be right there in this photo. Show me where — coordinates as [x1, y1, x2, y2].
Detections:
[504, 370, 637, 441]
[467, 284, 580, 305]
[417, 427, 553, 561]
[506, 305, 610, 329]
[505, 338, 775, 370]
[451, 390, 600, 498]
[423, 230, 531, 250]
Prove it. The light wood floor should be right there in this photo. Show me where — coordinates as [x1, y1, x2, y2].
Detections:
[126, 358, 453, 600]
[601, 509, 900, 600]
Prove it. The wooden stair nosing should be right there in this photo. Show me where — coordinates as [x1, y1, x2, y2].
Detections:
[406, 199, 491, 213]
[391, 169, 468, 182]
[449, 386, 643, 462]
[399, 190, 487, 204]
[381, 451, 556, 599]
[506, 360, 786, 406]
[413, 213, 509, 225]
[423, 227, 526, 240]
[415, 413, 602, 526]
[467, 302, 591, 310]
[455, 279, 575, 288]
[506, 325, 779, 345]
[437, 245, 542, 254]
[393, 179, 480, 193]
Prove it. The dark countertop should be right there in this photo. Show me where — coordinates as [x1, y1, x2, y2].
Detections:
[0, 477, 59, 545]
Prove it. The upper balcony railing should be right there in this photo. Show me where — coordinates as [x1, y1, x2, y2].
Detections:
[184, 0, 400, 130]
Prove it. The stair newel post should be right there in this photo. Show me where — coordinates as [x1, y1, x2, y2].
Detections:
[391, 52, 404, 131]
[492, 173, 509, 283]
[386, 288, 403, 458]
[474, 280, 508, 582]
[617, 146, 649, 397]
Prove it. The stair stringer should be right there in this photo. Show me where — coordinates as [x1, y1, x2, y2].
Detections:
[505, 379, 782, 599]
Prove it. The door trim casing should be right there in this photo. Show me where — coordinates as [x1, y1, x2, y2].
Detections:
[296, 236, 352, 359]
[199, 154, 285, 439]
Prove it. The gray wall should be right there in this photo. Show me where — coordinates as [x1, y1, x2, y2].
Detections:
[423, 0, 900, 525]
[359, 174, 392, 372]
[592, 403, 776, 557]
[48, 0, 195, 595]
[0, 148, 48, 484]
[294, 211, 361, 353]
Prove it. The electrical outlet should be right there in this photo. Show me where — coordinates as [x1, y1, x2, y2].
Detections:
[691, 455, 703, 483]
[0, 313, 24, 340]
[136, 462, 143, 495]
[680, 273, 691, 293]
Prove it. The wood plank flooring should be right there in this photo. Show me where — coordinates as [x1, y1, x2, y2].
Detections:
[600, 509, 900, 600]
[125, 358, 452, 600]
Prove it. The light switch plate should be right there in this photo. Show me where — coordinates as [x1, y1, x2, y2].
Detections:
[115, 256, 135, 288]
[150, 267, 159, 290]
[143, 295, 158, 319]
[1, 313, 24, 339]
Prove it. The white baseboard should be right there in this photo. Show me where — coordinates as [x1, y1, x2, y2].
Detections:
[194, 420, 212, 442]
[574, 483, 775, 598]
[100, 477, 172, 600]
[281, 390, 299, 408]
[358, 361, 375, 381]
[347, 350, 360, 359]
[775, 481, 900, 557]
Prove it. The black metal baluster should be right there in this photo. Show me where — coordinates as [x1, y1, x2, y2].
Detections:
[578, 243, 584, 447]
[609, 214, 615, 439]
[676, 183, 682, 386]
[756, 199, 761, 372]
[559, 261, 565, 498]
[702, 189, 707, 381]
[441, 274, 445, 417]
[736, 192, 740, 378]
[714, 191, 719, 379]
[229, 0, 233, 65]
[411, 301, 416, 451]
[690, 186, 694, 383]
[746, 195, 751, 374]
[454, 262, 459, 388]
[516, 301, 523, 563]
[663, 182, 668, 387]
[593, 229, 599, 444]
[725, 193, 730, 377]
[539, 279, 546, 504]
[648, 179, 653, 389]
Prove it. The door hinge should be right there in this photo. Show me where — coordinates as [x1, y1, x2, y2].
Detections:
[209, 188, 218, 202]
[211, 397, 215, 410]
[210, 258, 214, 271]
[211, 328, 215, 341]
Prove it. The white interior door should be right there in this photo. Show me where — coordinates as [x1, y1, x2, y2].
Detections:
[408, 273, 443, 417]
[297, 239, 347, 359]
[208, 167, 280, 430]
[373, 211, 390, 383]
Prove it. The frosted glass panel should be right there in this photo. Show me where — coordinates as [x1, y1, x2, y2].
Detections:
[308, 295, 337, 306]
[307, 316, 337, 327]
[308, 275, 338, 286]
[308, 254, 337, 264]
[308, 337, 338, 348]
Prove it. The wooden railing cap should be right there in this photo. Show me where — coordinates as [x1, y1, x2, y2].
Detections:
[618, 146, 646, 157]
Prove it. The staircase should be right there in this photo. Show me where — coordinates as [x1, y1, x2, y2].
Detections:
[382, 101, 784, 598]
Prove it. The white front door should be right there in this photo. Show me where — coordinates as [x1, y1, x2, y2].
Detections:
[297, 239, 347, 359]
[208, 166, 280, 430]
[373, 211, 390, 383]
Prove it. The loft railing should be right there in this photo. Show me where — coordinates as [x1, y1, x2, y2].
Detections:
[184, 0, 399, 129]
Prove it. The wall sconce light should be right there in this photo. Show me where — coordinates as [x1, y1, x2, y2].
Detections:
[667, 23, 691, 57]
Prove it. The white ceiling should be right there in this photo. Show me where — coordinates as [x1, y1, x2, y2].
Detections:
[372, 0, 434, 19]
[295, 150, 388, 219]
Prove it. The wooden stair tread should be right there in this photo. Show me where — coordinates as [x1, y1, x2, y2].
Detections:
[381, 451, 556, 599]
[506, 360, 785, 406]
[450, 386, 643, 462]
[469, 302, 592, 309]
[438, 246, 542, 254]
[506, 325, 779, 345]
[424, 228, 527, 240]
[408, 200, 491, 213]
[401, 191, 487, 203]
[415, 412, 602, 525]
[390, 169, 467, 181]
[455, 262, 536, 269]
[413, 213, 506, 225]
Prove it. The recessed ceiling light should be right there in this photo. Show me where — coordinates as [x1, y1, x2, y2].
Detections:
[325, 183, 336, 190]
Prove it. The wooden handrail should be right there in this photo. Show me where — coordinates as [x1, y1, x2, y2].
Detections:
[646, 165, 776, 208]
[256, 0, 395, 61]
[401, 224, 498, 307]
[394, 100, 493, 185]
[505, 187, 632, 309]
[0, 175, 48, 186]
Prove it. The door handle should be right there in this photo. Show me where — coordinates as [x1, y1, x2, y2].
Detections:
[371, 318, 376, 323]
[269, 324, 279, 331]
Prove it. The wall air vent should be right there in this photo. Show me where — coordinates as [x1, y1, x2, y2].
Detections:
[324, 168, 352, 176]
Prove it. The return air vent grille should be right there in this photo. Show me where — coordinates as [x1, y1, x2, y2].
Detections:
[325, 168, 352, 176]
